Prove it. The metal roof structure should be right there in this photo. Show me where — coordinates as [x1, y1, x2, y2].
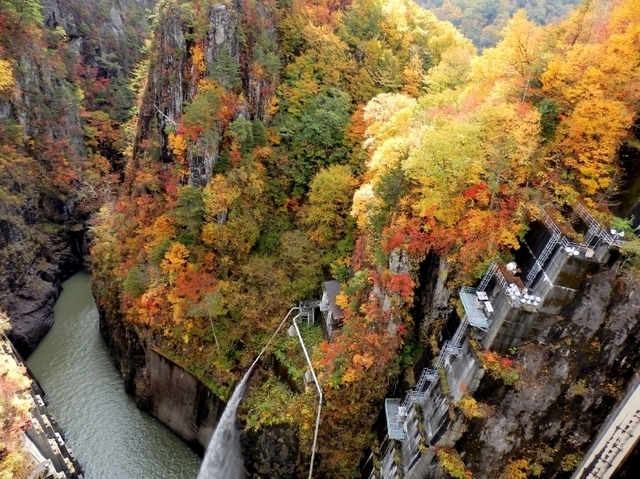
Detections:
[385, 398, 407, 441]
[460, 287, 491, 331]
[321, 280, 345, 321]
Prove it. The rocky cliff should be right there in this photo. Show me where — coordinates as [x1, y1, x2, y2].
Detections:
[92, 0, 283, 462]
[86, 0, 640, 477]
[0, 0, 154, 356]
[0, 4, 85, 356]
[455, 262, 640, 478]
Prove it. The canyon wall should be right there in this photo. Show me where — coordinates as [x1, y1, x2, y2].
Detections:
[1, 0, 154, 357]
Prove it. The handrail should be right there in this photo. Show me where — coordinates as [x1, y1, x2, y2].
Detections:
[574, 203, 625, 248]
[401, 318, 469, 409]
[477, 262, 498, 292]
[291, 312, 323, 479]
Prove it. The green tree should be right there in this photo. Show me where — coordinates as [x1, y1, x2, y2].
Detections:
[305, 164, 357, 248]
[169, 186, 204, 244]
[0, 0, 43, 27]
[209, 50, 242, 91]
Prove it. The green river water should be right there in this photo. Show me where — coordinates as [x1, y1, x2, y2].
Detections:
[27, 271, 202, 479]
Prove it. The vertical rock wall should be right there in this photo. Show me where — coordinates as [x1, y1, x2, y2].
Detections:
[2, 0, 157, 357]
[132, 0, 277, 187]
[458, 266, 640, 478]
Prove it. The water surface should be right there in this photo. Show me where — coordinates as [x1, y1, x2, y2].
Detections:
[27, 271, 202, 479]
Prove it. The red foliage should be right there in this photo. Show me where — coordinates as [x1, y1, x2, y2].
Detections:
[174, 269, 216, 304]
[352, 236, 367, 270]
[219, 92, 240, 126]
[162, 170, 180, 198]
[382, 271, 414, 298]
[463, 182, 489, 199]
[382, 219, 431, 257]
[230, 149, 242, 166]
[500, 357, 514, 369]
[383, 229, 406, 252]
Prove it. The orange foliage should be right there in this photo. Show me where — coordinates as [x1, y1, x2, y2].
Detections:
[168, 132, 188, 162]
[382, 271, 415, 298]
[160, 242, 190, 277]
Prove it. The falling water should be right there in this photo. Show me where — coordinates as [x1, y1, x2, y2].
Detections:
[196, 307, 298, 479]
[196, 367, 253, 479]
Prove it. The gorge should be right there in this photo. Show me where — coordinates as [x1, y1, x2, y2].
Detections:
[2, 0, 640, 478]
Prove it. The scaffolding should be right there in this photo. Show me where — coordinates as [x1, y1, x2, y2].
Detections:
[477, 261, 498, 292]
[525, 229, 561, 286]
[297, 300, 320, 326]
[385, 313, 471, 441]
[445, 319, 468, 356]
[526, 206, 594, 287]
[574, 203, 626, 248]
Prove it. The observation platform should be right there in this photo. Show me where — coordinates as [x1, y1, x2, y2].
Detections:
[385, 398, 407, 441]
[460, 287, 491, 331]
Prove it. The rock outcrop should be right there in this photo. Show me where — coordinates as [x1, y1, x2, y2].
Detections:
[241, 425, 303, 478]
[457, 264, 640, 478]
[1, 0, 155, 357]
[0, 15, 85, 356]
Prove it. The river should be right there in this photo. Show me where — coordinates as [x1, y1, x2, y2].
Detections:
[27, 271, 202, 479]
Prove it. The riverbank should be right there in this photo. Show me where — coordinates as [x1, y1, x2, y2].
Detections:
[26, 271, 202, 479]
[0, 331, 83, 478]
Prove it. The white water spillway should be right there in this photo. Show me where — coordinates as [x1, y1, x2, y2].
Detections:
[196, 367, 253, 479]
[196, 305, 318, 479]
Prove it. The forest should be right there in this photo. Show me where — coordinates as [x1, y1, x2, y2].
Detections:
[2, 0, 640, 477]
[89, 0, 640, 476]
[416, 0, 582, 48]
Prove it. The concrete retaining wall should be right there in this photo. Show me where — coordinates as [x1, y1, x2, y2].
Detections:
[147, 349, 224, 455]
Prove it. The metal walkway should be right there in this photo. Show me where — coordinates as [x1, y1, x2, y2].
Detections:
[574, 203, 626, 248]
[385, 315, 470, 440]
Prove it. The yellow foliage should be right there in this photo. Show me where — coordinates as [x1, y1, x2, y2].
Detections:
[353, 353, 375, 369]
[264, 95, 280, 122]
[457, 396, 481, 419]
[1, 358, 30, 391]
[0, 59, 15, 93]
[191, 45, 206, 75]
[334, 292, 350, 311]
[401, 54, 424, 97]
[437, 448, 473, 479]
[168, 132, 188, 160]
[469, 11, 544, 102]
[0, 337, 36, 479]
[556, 98, 631, 197]
[425, 45, 474, 92]
[341, 368, 357, 384]
[501, 458, 529, 479]
[202, 175, 241, 223]
[143, 215, 176, 255]
[1, 450, 34, 479]
[160, 242, 190, 276]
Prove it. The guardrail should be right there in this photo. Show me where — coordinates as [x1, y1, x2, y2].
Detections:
[574, 203, 625, 248]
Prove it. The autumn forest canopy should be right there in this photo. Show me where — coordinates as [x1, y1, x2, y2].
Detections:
[2, 0, 640, 476]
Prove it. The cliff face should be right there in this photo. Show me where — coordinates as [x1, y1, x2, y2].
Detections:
[0, 0, 154, 356]
[131, 0, 277, 187]
[452, 262, 640, 478]
[0, 7, 85, 356]
[94, 0, 282, 459]
[97, 297, 225, 454]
